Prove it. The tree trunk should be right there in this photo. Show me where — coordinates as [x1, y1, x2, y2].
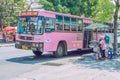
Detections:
[113, 0, 120, 51]
[0, 14, 3, 31]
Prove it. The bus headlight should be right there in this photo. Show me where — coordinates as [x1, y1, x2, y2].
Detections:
[36, 44, 39, 47]
[32, 43, 43, 47]
[16, 41, 20, 44]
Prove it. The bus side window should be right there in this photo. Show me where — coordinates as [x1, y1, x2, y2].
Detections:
[64, 24, 70, 31]
[78, 26, 81, 31]
[71, 18, 77, 31]
[56, 24, 63, 30]
[71, 25, 76, 31]
[56, 15, 63, 31]
[56, 23, 61, 30]
[45, 18, 55, 32]
[78, 19, 83, 31]
[64, 16, 70, 31]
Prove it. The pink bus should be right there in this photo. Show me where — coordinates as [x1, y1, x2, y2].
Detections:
[15, 10, 93, 57]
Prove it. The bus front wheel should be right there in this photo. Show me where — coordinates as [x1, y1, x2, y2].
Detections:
[32, 50, 42, 56]
[53, 43, 66, 58]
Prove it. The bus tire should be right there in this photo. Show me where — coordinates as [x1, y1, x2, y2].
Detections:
[53, 43, 65, 58]
[63, 42, 67, 56]
[32, 50, 42, 56]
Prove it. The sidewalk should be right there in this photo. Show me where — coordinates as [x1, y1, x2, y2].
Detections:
[10, 55, 120, 80]
[0, 42, 15, 47]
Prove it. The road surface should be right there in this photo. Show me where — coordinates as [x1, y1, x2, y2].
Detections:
[0, 46, 82, 80]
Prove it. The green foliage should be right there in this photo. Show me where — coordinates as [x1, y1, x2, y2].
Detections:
[40, 0, 55, 11]
[0, 0, 115, 31]
[40, 0, 69, 13]
[0, 0, 29, 28]
[39, 0, 114, 23]
[92, 0, 114, 23]
[39, 0, 98, 17]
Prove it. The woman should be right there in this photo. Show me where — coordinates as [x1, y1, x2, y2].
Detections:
[99, 36, 107, 58]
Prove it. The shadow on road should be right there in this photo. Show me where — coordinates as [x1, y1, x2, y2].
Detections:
[74, 55, 120, 72]
[6, 50, 90, 64]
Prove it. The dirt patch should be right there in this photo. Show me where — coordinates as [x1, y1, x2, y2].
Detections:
[42, 62, 64, 66]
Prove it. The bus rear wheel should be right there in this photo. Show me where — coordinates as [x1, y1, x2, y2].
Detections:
[53, 43, 66, 58]
[32, 50, 42, 56]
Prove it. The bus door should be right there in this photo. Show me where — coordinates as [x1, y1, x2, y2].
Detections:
[83, 30, 93, 48]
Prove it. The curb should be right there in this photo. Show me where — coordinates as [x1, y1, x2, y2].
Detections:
[0, 43, 15, 47]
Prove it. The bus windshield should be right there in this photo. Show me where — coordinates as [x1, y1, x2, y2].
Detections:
[17, 16, 44, 34]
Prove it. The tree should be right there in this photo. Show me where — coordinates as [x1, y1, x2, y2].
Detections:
[40, 0, 97, 16]
[39, 0, 69, 13]
[113, 0, 120, 51]
[91, 0, 114, 23]
[0, 0, 29, 30]
[39, 0, 55, 11]
[91, 0, 120, 51]
[77, 0, 98, 17]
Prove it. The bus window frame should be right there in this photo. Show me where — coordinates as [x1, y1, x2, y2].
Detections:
[29, 16, 38, 34]
[37, 16, 45, 34]
[77, 18, 83, 31]
[55, 15, 63, 31]
[45, 17, 55, 33]
[71, 18, 77, 31]
[55, 15, 83, 33]
[17, 16, 44, 35]
[64, 16, 70, 31]
[18, 16, 29, 34]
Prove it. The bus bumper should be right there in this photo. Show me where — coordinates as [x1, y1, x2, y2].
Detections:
[15, 44, 31, 50]
[15, 43, 43, 52]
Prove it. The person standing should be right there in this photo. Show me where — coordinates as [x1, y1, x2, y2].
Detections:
[99, 36, 107, 58]
[93, 41, 100, 60]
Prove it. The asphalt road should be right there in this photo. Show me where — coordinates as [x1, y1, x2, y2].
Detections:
[0, 46, 83, 80]
[1, 45, 120, 80]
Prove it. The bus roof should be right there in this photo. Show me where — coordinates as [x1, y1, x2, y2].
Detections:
[20, 10, 82, 19]
[43, 10, 81, 18]
[19, 10, 93, 24]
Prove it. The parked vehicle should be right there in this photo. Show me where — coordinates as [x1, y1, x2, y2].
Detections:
[0, 27, 16, 42]
[15, 10, 94, 57]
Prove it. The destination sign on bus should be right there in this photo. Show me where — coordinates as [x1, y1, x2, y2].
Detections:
[20, 17, 26, 21]
[21, 11, 38, 16]
[31, 17, 38, 21]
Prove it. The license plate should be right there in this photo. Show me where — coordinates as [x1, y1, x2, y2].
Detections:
[22, 45, 28, 50]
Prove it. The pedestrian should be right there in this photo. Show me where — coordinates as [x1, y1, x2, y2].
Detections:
[93, 41, 100, 60]
[99, 36, 107, 59]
